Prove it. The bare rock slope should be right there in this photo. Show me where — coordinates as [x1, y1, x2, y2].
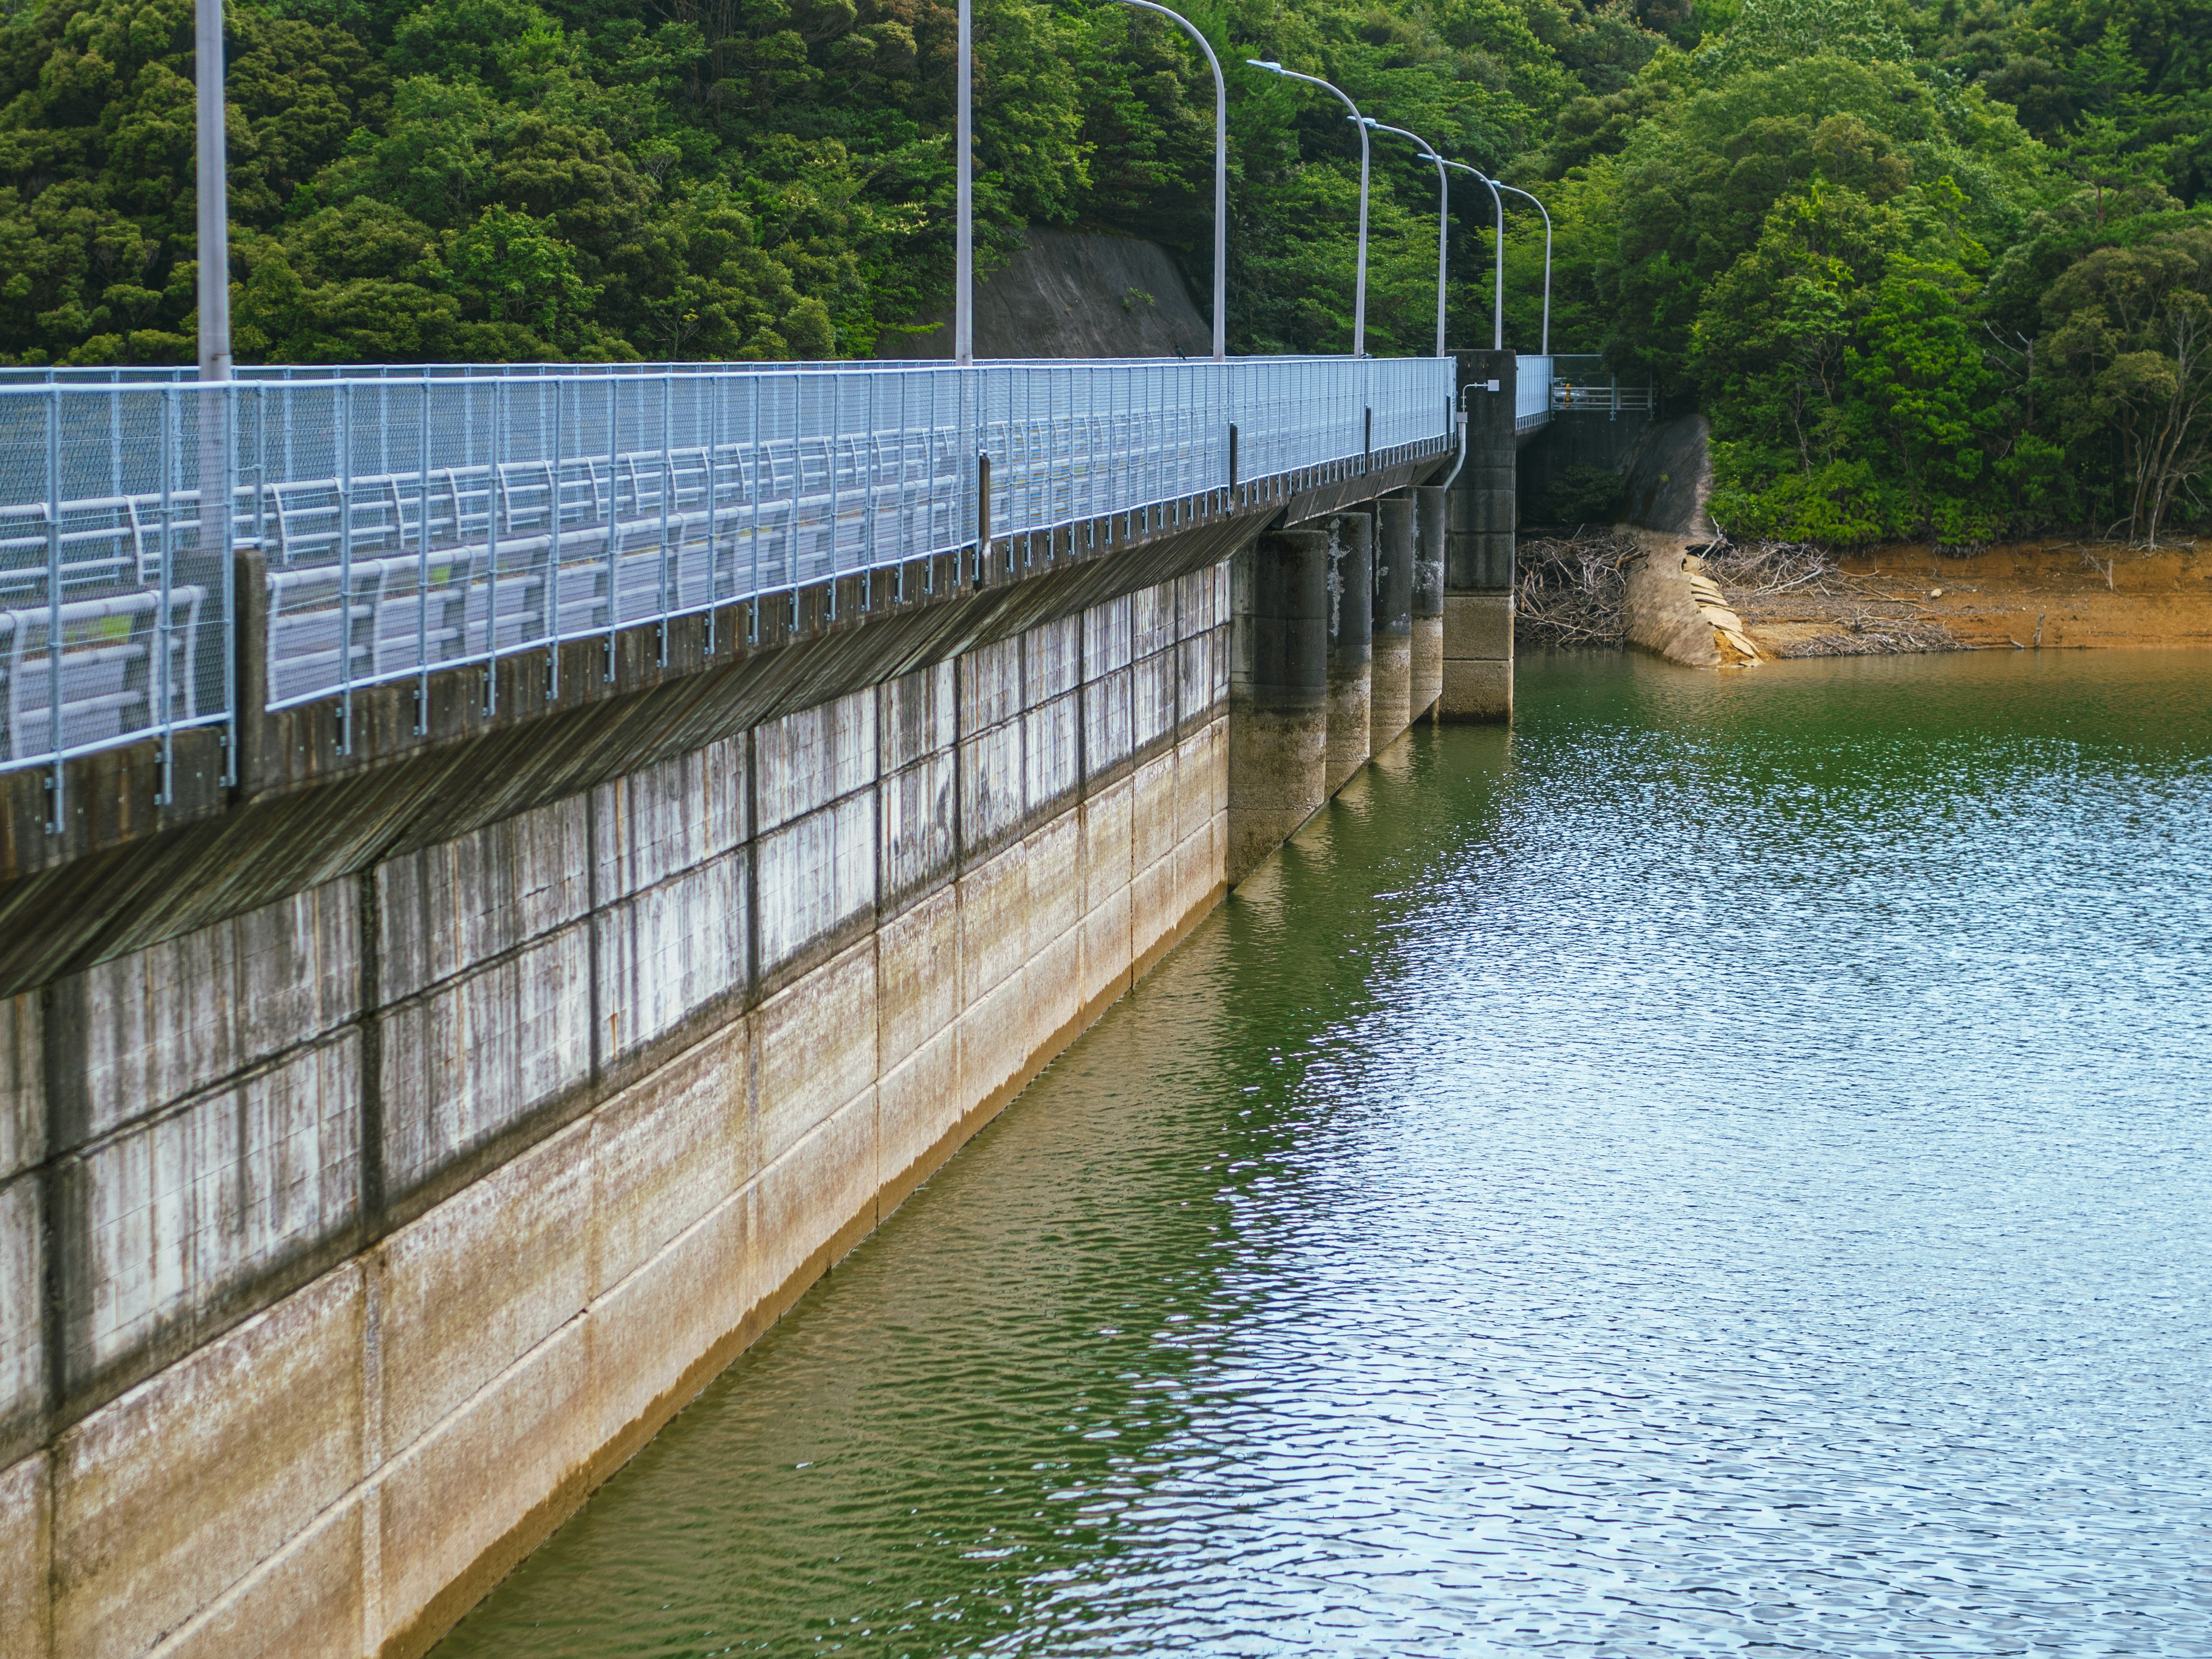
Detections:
[878, 227, 1210, 360]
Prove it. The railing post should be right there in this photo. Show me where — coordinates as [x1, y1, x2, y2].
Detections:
[415, 381, 431, 733]
[549, 377, 563, 695]
[44, 388, 63, 831]
[338, 380, 355, 752]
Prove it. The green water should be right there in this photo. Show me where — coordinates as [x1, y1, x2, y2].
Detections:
[437, 648, 2212, 1658]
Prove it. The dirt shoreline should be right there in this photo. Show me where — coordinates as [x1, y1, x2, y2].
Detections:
[1738, 538, 2212, 656]
[1517, 529, 2212, 660]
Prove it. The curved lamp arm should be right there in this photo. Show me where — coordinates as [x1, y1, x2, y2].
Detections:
[1122, 1, 1227, 360]
[1440, 159, 1505, 353]
[1363, 119, 1449, 358]
[1248, 61, 1369, 358]
[1492, 183, 1552, 357]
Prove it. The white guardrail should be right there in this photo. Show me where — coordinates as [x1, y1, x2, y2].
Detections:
[0, 355, 1490, 797]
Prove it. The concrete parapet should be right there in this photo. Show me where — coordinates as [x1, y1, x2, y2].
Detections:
[1226, 531, 1328, 887]
[1372, 498, 1415, 752]
[1323, 513, 1373, 796]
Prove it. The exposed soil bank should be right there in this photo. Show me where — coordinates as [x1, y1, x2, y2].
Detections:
[1741, 539, 2212, 654]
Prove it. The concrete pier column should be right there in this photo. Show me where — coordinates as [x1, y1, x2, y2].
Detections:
[1443, 349, 1516, 721]
[1228, 529, 1330, 885]
[1323, 512, 1373, 796]
[1372, 496, 1414, 752]
[1411, 484, 1445, 721]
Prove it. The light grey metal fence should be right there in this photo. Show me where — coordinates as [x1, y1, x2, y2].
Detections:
[0, 355, 1459, 794]
[1548, 355, 1652, 416]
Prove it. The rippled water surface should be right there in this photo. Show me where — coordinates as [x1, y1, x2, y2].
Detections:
[438, 649, 2212, 1658]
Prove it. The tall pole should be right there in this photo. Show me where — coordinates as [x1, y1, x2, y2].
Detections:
[1442, 161, 1504, 351]
[955, 0, 974, 365]
[195, 0, 230, 382]
[1248, 62, 1368, 357]
[1121, 1, 1226, 360]
[1366, 121, 1448, 357]
[1494, 183, 1551, 355]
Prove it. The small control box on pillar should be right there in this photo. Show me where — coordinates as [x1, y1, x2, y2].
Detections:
[1442, 349, 1517, 721]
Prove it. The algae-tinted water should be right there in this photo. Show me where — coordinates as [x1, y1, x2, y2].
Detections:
[437, 648, 2212, 1658]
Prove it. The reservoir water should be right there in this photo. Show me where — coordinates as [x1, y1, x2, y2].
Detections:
[437, 648, 2212, 1658]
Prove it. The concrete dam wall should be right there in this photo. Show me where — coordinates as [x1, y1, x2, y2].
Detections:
[0, 353, 1522, 1659]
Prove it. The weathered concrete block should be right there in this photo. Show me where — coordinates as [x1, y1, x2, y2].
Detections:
[1024, 813, 1084, 960]
[1084, 594, 1133, 679]
[958, 637, 1024, 734]
[877, 889, 958, 1082]
[1022, 616, 1080, 703]
[1, 1176, 40, 1444]
[1444, 592, 1515, 660]
[755, 793, 876, 974]
[754, 689, 877, 836]
[1082, 668, 1132, 779]
[0, 1451, 50, 1659]
[0, 994, 39, 1183]
[1130, 582, 1172, 660]
[1176, 632, 1217, 730]
[1132, 649, 1175, 751]
[1411, 616, 1443, 719]
[1371, 637, 1412, 754]
[879, 661, 955, 775]
[595, 849, 748, 1063]
[52, 1265, 363, 1659]
[378, 798, 585, 1006]
[1082, 775, 1134, 915]
[879, 754, 956, 904]
[959, 972, 1031, 1108]
[377, 1122, 591, 1459]
[60, 1032, 361, 1388]
[960, 840, 1028, 1005]
[1079, 891, 1132, 1012]
[1175, 566, 1218, 640]
[1175, 824, 1222, 926]
[375, 1315, 592, 1654]
[1442, 658, 1514, 721]
[55, 881, 359, 1150]
[1026, 923, 1081, 1053]
[1176, 721, 1223, 847]
[1131, 751, 1178, 873]
[158, 1490, 362, 1659]
[756, 941, 876, 1172]
[878, 1029, 960, 1193]
[957, 714, 1024, 853]
[752, 1091, 877, 1309]
[590, 1015, 752, 1297]
[1130, 850, 1180, 965]
[1022, 691, 1080, 814]
[380, 925, 592, 1195]
[590, 1189, 749, 1449]
[590, 736, 746, 905]
[1325, 666, 1372, 797]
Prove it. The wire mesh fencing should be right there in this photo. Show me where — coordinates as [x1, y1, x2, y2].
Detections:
[0, 355, 1464, 786]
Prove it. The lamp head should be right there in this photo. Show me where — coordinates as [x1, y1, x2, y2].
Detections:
[1247, 58, 1283, 71]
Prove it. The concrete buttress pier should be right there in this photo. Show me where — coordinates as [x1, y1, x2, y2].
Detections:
[1226, 531, 1328, 886]
[1372, 498, 1415, 751]
[1411, 485, 1446, 721]
[1443, 350, 1517, 721]
[1323, 514, 1374, 795]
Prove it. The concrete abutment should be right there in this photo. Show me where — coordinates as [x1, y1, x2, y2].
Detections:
[1441, 350, 1517, 723]
[1372, 499, 1415, 751]
[1323, 514, 1374, 796]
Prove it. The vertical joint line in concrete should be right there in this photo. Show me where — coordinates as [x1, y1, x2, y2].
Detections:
[358, 868, 387, 1233]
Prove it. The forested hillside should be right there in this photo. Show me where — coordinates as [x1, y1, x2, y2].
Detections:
[0, 0, 2205, 540]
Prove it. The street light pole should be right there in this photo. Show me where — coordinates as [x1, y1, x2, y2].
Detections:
[1440, 160, 1504, 352]
[1120, 0, 1226, 361]
[195, 0, 229, 382]
[1247, 61, 1368, 357]
[955, 0, 974, 365]
[1493, 183, 1552, 355]
[1364, 120, 1448, 357]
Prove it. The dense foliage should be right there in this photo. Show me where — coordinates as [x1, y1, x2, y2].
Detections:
[1, 0, 2205, 539]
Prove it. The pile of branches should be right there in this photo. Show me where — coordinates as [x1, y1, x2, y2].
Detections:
[1694, 537, 1835, 596]
[1514, 529, 1645, 647]
[1768, 617, 1961, 657]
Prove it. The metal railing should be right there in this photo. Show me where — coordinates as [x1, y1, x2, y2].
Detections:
[1516, 355, 1554, 434]
[1549, 355, 1653, 416]
[0, 355, 1462, 798]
